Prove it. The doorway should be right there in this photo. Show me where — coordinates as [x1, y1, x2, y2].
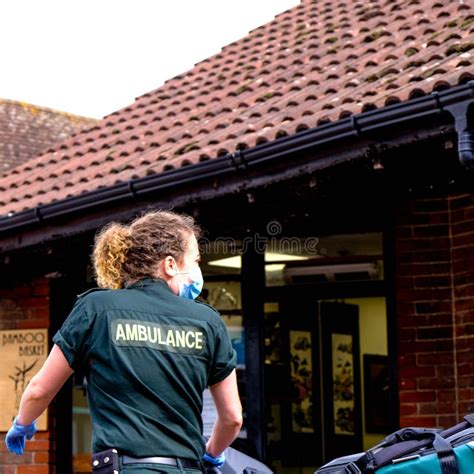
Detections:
[264, 286, 390, 473]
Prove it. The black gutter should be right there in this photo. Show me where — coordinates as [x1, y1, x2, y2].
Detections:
[0, 81, 473, 234]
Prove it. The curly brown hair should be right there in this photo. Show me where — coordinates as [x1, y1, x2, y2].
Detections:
[93, 210, 202, 289]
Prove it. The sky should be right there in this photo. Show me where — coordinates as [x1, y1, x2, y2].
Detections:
[0, 0, 299, 119]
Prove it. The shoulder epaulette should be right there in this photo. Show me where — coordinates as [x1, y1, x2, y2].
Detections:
[77, 287, 108, 299]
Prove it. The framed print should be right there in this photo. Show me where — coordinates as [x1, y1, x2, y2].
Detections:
[332, 333, 355, 435]
[320, 302, 362, 461]
[289, 330, 314, 434]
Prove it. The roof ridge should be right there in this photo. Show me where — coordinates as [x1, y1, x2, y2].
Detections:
[0, 98, 96, 122]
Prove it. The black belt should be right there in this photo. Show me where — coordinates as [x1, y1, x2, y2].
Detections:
[121, 455, 202, 470]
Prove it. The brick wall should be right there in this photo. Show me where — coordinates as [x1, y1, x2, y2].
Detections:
[451, 194, 474, 416]
[396, 192, 474, 428]
[0, 278, 52, 474]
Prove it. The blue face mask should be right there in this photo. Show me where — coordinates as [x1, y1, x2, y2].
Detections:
[177, 265, 204, 300]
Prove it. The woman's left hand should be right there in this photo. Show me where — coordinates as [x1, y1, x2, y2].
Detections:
[5, 417, 37, 455]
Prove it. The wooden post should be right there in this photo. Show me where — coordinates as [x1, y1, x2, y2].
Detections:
[241, 238, 266, 461]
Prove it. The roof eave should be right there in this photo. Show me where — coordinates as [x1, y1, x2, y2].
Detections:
[0, 81, 473, 247]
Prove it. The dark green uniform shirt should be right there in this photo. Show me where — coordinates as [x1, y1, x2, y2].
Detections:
[52, 277, 237, 459]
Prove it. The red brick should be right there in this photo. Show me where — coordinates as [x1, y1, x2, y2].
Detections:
[398, 354, 416, 368]
[414, 250, 451, 263]
[456, 338, 474, 350]
[413, 225, 449, 238]
[425, 314, 453, 326]
[433, 340, 454, 351]
[399, 378, 417, 390]
[11, 286, 33, 297]
[415, 301, 452, 314]
[458, 402, 474, 414]
[415, 276, 451, 289]
[455, 296, 474, 307]
[452, 219, 474, 236]
[0, 452, 33, 464]
[398, 315, 429, 328]
[459, 388, 474, 400]
[438, 390, 456, 402]
[17, 319, 49, 329]
[452, 246, 474, 261]
[400, 404, 417, 416]
[400, 416, 437, 428]
[16, 297, 49, 308]
[397, 276, 415, 289]
[398, 288, 450, 301]
[29, 307, 50, 319]
[0, 465, 16, 474]
[25, 441, 48, 451]
[456, 376, 474, 388]
[417, 326, 453, 340]
[33, 452, 49, 464]
[452, 232, 474, 248]
[18, 466, 49, 474]
[450, 194, 473, 209]
[397, 302, 416, 315]
[417, 352, 453, 366]
[437, 415, 459, 427]
[32, 282, 49, 297]
[399, 391, 436, 403]
[398, 328, 416, 341]
[419, 402, 451, 415]
[417, 376, 455, 390]
[398, 366, 435, 378]
[436, 366, 454, 377]
[456, 350, 474, 363]
[399, 340, 435, 353]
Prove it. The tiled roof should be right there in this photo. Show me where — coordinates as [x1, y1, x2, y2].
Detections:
[0, 99, 96, 177]
[0, 0, 473, 216]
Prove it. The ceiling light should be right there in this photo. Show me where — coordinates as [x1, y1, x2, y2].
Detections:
[208, 252, 308, 269]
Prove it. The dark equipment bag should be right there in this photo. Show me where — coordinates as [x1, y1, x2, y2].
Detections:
[316, 414, 474, 474]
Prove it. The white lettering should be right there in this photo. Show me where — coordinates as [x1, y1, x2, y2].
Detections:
[112, 320, 205, 352]
[166, 330, 176, 347]
[175, 330, 185, 347]
[116, 324, 126, 341]
[185, 332, 195, 348]
[195, 332, 203, 350]
[147, 326, 157, 343]
[125, 324, 138, 341]
[138, 325, 147, 341]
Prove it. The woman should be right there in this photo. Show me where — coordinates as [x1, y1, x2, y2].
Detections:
[5, 210, 243, 473]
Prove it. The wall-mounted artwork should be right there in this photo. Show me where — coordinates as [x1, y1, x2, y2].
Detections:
[332, 333, 355, 435]
[320, 302, 362, 461]
[289, 330, 314, 433]
[0, 329, 48, 430]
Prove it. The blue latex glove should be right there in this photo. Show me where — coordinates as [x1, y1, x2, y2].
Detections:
[203, 451, 226, 469]
[5, 417, 37, 455]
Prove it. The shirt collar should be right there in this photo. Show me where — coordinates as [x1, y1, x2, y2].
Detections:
[126, 277, 173, 294]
